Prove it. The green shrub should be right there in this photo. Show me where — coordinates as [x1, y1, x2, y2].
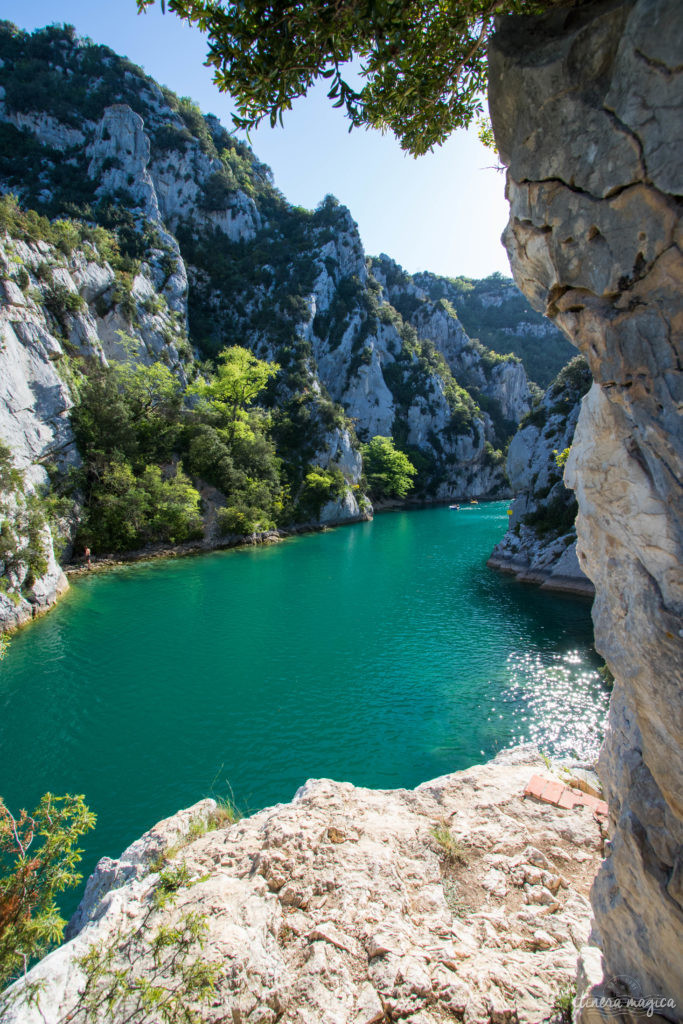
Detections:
[430, 823, 468, 866]
[216, 505, 272, 535]
[76, 459, 203, 552]
[0, 793, 96, 991]
[111, 276, 137, 322]
[551, 983, 576, 1024]
[361, 436, 417, 500]
[177, 97, 217, 156]
[554, 446, 571, 469]
[44, 284, 85, 331]
[15, 265, 29, 291]
[0, 443, 50, 593]
[298, 465, 346, 518]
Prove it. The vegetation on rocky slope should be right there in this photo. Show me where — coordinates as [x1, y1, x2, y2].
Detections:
[0, 793, 95, 990]
[0, 442, 61, 605]
[413, 272, 575, 388]
[0, 22, 572, 590]
[488, 355, 593, 591]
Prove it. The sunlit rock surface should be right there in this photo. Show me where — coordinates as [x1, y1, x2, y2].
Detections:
[489, 0, 682, 1014]
[3, 749, 605, 1024]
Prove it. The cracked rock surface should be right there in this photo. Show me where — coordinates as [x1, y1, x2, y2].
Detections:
[3, 749, 603, 1024]
[489, 0, 682, 1016]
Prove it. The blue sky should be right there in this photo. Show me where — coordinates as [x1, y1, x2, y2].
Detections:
[3, 1, 512, 279]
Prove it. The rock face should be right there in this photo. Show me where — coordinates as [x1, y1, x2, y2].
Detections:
[488, 0, 682, 1015]
[0, 25, 572, 513]
[0, 214, 192, 630]
[0, 23, 567, 632]
[372, 253, 533, 425]
[411, 269, 574, 388]
[487, 356, 594, 596]
[2, 750, 605, 1024]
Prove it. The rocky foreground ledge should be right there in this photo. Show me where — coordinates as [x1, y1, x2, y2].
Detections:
[4, 749, 605, 1024]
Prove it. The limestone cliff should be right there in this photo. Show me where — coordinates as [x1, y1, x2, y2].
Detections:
[411, 269, 574, 389]
[0, 22, 553, 528]
[488, 0, 682, 1015]
[0, 216, 192, 628]
[0, 24, 570, 631]
[371, 254, 532, 425]
[0, 208, 368, 630]
[2, 749, 605, 1024]
[487, 356, 594, 596]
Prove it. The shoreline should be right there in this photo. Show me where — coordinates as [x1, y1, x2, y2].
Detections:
[486, 552, 595, 598]
[62, 512, 372, 579]
[63, 494, 512, 578]
[2, 497, 538, 635]
[1, 513, 372, 635]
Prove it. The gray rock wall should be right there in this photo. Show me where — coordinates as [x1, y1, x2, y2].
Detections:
[487, 358, 594, 596]
[0, 218, 191, 630]
[489, 0, 682, 1016]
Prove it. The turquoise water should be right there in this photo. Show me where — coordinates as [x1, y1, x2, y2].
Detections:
[0, 503, 608, 915]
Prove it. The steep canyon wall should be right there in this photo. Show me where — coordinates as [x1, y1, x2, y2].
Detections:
[489, 0, 682, 1016]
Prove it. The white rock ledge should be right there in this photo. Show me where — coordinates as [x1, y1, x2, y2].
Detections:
[3, 747, 605, 1024]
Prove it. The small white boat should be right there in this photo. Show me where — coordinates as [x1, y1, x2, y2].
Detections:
[449, 504, 460, 510]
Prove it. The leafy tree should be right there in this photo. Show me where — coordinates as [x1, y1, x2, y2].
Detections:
[77, 459, 203, 552]
[111, 348, 183, 462]
[0, 793, 96, 990]
[362, 436, 416, 500]
[137, 0, 552, 155]
[72, 367, 139, 467]
[298, 465, 346, 519]
[0, 443, 49, 595]
[189, 346, 279, 442]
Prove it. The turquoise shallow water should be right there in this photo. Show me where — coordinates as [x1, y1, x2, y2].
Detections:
[0, 503, 609, 915]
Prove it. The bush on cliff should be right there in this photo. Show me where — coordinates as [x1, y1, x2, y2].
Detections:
[76, 458, 204, 552]
[0, 793, 95, 991]
[0, 443, 50, 596]
[361, 436, 417, 500]
[69, 344, 295, 550]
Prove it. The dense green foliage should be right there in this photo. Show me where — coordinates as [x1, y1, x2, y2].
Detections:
[137, 0, 552, 156]
[71, 348, 279, 550]
[362, 436, 417, 500]
[0, 443, 50, 600]
[65, 339, 350, 551]
[68, 346, 204, 551]
[0, 793, 95, 990]
[189, 347, 279, 442]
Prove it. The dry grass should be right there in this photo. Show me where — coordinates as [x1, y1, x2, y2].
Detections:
[430, 822, 469, 866]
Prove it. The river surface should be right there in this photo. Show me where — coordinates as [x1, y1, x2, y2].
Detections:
[0, 503, 609, 914]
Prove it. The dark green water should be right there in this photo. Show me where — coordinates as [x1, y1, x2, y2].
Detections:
[0, 503, 608, 915]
